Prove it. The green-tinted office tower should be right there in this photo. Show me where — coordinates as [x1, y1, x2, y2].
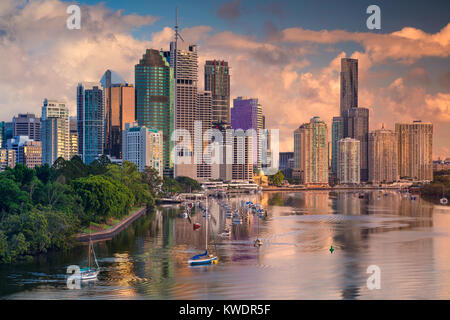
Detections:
[135, 49, 174, 177]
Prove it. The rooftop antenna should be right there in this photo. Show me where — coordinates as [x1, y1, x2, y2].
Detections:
[173, 8, 184, 178]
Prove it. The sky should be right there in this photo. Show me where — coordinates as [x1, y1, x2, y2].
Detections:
[0, 0, 449, 157]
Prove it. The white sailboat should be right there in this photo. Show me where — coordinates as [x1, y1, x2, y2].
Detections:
[77, 233, 100, 281]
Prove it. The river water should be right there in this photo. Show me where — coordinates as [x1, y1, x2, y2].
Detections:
[1, 190, 450, 300]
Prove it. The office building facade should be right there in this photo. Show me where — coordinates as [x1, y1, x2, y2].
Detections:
[204, 60, 230, 124]
[368, 127, 399, 184]
[13, 113, 40, 141]
[122, 122, 163, 175]
[77, 83, 104, 164]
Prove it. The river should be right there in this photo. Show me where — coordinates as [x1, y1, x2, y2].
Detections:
[1, 190, 450, 299]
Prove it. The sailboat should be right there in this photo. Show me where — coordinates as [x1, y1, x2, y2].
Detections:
[188, 196, 218, 266]
[254, 211, 263, 247]
[78, 234, 100, 281]
[440, 186, 448, 205]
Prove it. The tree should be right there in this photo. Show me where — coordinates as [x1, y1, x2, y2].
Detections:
[72, 175, 133, 223]
[142, 166, 163, 196]
[0, 177, 31, 215]
[269, 171, 285, 187]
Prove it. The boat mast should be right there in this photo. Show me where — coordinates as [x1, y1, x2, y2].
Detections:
[205, 193, 208, 252]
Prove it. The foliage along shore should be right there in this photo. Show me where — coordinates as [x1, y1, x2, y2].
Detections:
[0, 155, 201, 265]
[421, 170, 450, 201]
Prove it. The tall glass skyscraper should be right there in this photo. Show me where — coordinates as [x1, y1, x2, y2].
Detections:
[345, 107, 369, 181]
[102, 70, 135, 160]
[135, 49, 174, 176]
[205, 60, 230, 124]
[331, 116, 344, 175]
[77, 83, 104, 164]
[340, 58, 358, 116]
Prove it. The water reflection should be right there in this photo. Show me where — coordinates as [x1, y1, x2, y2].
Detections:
[1, 191, 449, 300]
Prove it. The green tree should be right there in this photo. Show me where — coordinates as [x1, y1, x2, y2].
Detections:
[269, 171, 285, 187]
[142, 166, 163, 196]
[72, 175, 133, 223]
[0, 177, 31, 215]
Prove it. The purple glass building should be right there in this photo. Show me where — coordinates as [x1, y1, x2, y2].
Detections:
[231, 97, 259, 131]
[231, 97, 261, 167]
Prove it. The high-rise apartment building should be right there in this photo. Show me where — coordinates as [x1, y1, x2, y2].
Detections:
[368, 127, 399, 184]
[340, 58, 358, 116]
[122, 122, 163, 175]
[331, 116, 344, 175]
[395, 121, 433, 182]
[103, 70, 135, 160]
[345, 107, 369, 181]
[338, 138, 360, 184]
[293, 117, 329, 186]
[77, 83, 104, 164]
[41, 99, 70, 165]
[13, 113, 40, 141]
[204, 60, 230, 124]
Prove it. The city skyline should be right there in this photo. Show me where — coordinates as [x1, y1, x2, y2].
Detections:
[0, 0, 448, 158]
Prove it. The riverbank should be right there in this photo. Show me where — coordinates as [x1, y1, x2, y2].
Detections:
[74, 206, 147, 242]
[262, 186, 407, 192]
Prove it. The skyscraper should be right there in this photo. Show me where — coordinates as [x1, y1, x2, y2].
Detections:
[340, 58, 358, 116]
[77, 83, 104, 164]
[196, 91, 213, 180]
[395, 121, 433, 182]
[338, 138, 360, 184]
[41, 99, 70, 165]
[103, 70, 135, 160]
[135, 49, 174, 176]
[169, 41, 199, 179]
[331, 116, 344, 175]
[345, 107, 369, 181]
[232, 130, 253, 182]
[122, 122, 163, 175]
[231, 97, 264, 170]
[69, 117, 78, 159]
[204, 60, 230, 124]
[293, 117, 329, 186]
[369, 126, 399, 184]
[13, 113, 40, 141]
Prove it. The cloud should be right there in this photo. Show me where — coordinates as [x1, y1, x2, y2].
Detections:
[0, 0, 158, 117]
[0, 0, 449, 158]
[281, 24, 450, 63]
[217, 0, 243, 22]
